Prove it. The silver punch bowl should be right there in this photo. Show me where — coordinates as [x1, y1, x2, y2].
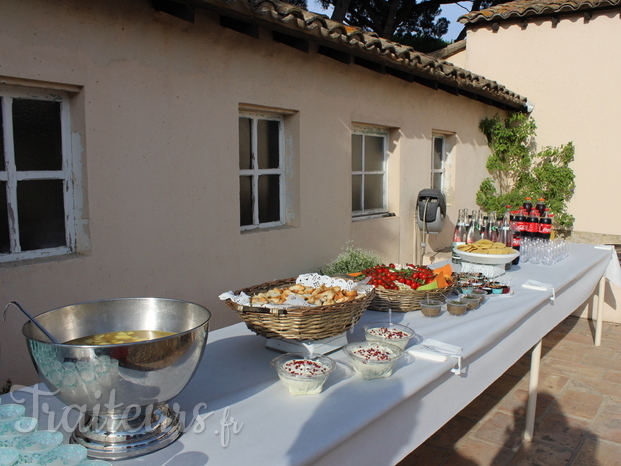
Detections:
[22, 297, 211, 460]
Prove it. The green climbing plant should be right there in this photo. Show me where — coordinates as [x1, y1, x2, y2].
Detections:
[476, 114, 575, 229]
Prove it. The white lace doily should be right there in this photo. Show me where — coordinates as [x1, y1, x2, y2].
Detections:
[219, 273, 373, 309]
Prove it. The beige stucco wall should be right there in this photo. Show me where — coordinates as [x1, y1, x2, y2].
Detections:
[451, 10, 621, 324]
[0, 0, 501, 385]
[454, 10, 621, 236]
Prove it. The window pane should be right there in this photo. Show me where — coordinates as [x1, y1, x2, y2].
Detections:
[13, 99, 62, 171]
[0, 99, 5, 168]
[0, 181, 9, 253]
[17, 179, 66, 251]
[433, 137, 444, 170]
[257, 120, 279, 169]
[351, 134, 362, 171]
[258, 174, 280, 223]
[240, 176, 253, 226]
[432, 172, 443, 191]
[364, 135, 384, 171]
[364, 174, 384, 210]
[239, 117, 252, 170]
[352, 174, 362, 211]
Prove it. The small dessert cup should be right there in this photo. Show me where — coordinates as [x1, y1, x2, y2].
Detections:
[419, 299, 443, 317]
[344, 341, 403, 379]
[363, 322, 419, 350]
[0, 404, 25, 421]
[39, 444, 88, 466]
[0, 417, 38, 442]
[459, 295, 480, 311]
[15, 430, 64, 464]
[469, 289, 487, 304]
[0, 447, 18, 466]
[271, 353, 336, 396]
[446, 300, 468, 316]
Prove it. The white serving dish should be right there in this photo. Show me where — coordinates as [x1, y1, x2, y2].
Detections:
[453, 248, 519, 265]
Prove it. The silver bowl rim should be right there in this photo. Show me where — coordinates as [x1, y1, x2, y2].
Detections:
[22, 297, 211, 348]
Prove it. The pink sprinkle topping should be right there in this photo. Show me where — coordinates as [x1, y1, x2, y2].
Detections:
[367, 326, 410, 340]
[353, 346, 395, 361]
[283, 359, 329, 377]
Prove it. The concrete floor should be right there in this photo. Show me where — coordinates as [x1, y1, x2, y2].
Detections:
[399, 316, 621, 465]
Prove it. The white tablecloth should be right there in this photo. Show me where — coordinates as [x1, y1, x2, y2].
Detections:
[3, 243, 617, 465]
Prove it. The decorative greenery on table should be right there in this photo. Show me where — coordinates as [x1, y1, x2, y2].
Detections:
[476, 113, 575, 229]
[319, 242, 382, 275]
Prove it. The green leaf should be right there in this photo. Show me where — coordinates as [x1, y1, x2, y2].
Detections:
[476, 114, 575, 227]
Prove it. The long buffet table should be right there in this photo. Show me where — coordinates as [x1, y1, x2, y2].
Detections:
[3, 243, 620, 465]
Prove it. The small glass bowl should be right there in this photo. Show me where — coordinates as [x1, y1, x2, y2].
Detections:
[0, 417, 38, 437]
[271, 353, 336, 396]
[0, 405, 25, 421]
[459, 295, 480, 311]
[446, 300, 468, 316]
[343, 341, 403, 379]
[469, 289, 487, 304]
[39, 444, 88, 466]
[0, 447, 19, 466]
[419, 299, 443, 317]
[363, 322, 419, 350]
[15, 430, 64, 463]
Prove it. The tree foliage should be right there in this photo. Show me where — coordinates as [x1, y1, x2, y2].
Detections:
[392, 33, 450, 53]
[314, 0, 510, 44]
[476, 114, 576, 229]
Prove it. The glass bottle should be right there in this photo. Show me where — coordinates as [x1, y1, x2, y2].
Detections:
[480, 215, 489, 240]
[498, 207, 513, 247]
[499, 207, 513, 270]
[488, 210, 497, 242]
[466, 210, 481, 244]
[452, 209, 468, 264]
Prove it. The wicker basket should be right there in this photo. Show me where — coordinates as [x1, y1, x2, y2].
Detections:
[225, 278, 375, 341]
[369, 279, 457, 312]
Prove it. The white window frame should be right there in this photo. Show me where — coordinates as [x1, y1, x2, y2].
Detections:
[430, 130, 456, 205]
[239, 110, 286, 231]
[352, 123, 389, 218]
[431, 133, 447, 192]
[0, 86, 76, 263]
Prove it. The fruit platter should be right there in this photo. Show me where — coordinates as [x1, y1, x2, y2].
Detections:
[354, 263, 456, 312]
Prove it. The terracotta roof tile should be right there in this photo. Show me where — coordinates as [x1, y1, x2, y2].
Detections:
[194, 0, 529, 110]
[460, 0, 621, 24]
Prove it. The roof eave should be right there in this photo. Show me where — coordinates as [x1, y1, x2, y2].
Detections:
[187, 0, 529, 112]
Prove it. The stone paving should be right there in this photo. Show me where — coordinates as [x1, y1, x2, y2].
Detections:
[399, 316, 621, 465]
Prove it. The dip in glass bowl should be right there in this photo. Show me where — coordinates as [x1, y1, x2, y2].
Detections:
[271, 353, 336, 395]
[363, 322, 419, 350]
[344, 341, 403, 379]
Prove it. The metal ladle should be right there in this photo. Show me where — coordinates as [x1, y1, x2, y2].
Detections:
[3, 301, 60, 344]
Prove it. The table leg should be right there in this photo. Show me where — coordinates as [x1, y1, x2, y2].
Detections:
[595, 276, 606, 347]
[524, 339, 542, 442]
